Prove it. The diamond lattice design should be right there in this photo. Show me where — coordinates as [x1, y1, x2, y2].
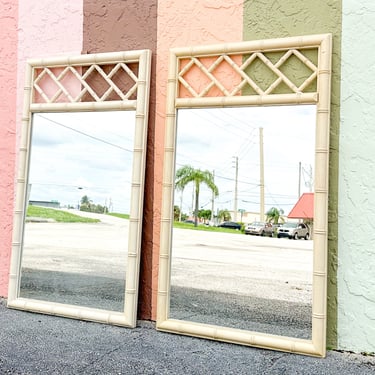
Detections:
[32, 62, 138, 104]
[178, 48, 318, 99]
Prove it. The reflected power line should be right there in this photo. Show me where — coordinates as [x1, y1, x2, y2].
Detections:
[39, 115, 132, 152]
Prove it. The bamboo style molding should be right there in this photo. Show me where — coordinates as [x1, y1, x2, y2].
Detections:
[8, 49, 152, 328]
[28, 50, 148, 112]
[157, 34, 332, 357]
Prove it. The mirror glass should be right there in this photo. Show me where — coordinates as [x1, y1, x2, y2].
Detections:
[170, 105, 315, 339]
[20, 111, 135, 312]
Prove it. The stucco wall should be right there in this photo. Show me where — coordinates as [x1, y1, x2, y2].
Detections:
[82, 0, 159, 320]
[155, 0, 243, 320]
[1, 0, 244, 320]
[0, 0, 84, 296]
[0, 0, 18, 296]
[17, 1, 84, 123]
[2, 0, 375, 354]
[243, 0, 342, 349]
[83, 0, 245, 320]
[338, 0, 375, 352]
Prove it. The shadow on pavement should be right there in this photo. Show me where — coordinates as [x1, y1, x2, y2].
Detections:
[21, 268, 311, 339]
[170, 285, 311, 339]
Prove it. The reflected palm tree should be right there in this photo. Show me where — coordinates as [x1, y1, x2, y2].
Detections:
[175, 165, 218, 227]
[218, 209, 231, 222]
[266, 207, 285, 225]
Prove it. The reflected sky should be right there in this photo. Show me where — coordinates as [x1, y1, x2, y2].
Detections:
[175, 105, 315, 216]
[29, 111, 135, 214]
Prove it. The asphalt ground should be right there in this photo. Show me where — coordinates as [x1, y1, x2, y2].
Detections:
[5, 213, 375, 373]
[19, 268, 311, 339]
[1, 299, 375, 375]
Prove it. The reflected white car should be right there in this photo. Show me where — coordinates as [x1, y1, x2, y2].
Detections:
[245, 222, 273, 237]
[277, 222, 310, 240]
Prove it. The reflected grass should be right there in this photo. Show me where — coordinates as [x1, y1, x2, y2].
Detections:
[173, 221, 244, 234]
[107, 212, 243, 234]
[26, 206, 100, 223]
[107, 213, 130, 220]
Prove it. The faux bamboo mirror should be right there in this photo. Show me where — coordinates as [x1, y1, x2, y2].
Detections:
[8, 50, 151, 327]
[157, 35, 331, 356]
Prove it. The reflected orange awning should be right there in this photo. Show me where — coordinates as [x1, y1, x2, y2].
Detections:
[288, 193, 314, 219]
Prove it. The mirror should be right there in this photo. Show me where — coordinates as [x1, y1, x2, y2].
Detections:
[20, 111, 134, 312]
[157, 35, 331, 357]
[8, 49, 151, 327]
[169, 106, 315, 339]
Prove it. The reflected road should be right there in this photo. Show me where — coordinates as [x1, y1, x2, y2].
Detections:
[171, 228, 313, 303]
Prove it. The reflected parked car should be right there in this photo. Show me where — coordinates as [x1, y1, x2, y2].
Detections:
[277, 222, 310, 240]
[217, 221, 242, 230]
[245, 222, 273, 236]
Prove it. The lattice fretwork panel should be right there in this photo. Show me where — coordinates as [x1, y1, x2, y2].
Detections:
[177, 48, 318, 99]
[32, 61, 139, 104]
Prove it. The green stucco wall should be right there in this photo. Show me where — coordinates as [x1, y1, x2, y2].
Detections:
[243, 0, 342, 348]
[338, 0, 375, 352]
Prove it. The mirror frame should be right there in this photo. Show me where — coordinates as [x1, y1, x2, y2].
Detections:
[157, 34, 332, 356]
[8, 49, 151, 327]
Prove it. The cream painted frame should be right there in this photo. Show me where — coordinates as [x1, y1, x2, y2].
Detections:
[157, 35, 331, 356]
[8, 49, 151, 328]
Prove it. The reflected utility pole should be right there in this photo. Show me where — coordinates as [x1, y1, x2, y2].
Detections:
[303, 164, 314, 192]
[233, 156, 238, 221]
[179, 190, 183, 222]
[191, 184, 195, 217]
[259, 128, 265, 222]
[211, 170, 215, 222]
[298, 161, 302, 198]
[299, 163, 314, 196]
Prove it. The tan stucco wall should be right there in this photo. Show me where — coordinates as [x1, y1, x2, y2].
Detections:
[82, 0, 159, 319]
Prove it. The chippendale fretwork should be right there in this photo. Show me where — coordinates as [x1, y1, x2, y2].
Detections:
[33, 63, 138, 103]
[159, 35, 332, 357]
[9, 49, 151, 328]
[25, 50, 150, 109]
[177, 48, 318, 99]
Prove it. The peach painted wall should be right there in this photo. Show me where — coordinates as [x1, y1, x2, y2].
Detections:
[152, 0, 243, 319]
[0, 1, 84, 297]
[0, 0, 18, 296]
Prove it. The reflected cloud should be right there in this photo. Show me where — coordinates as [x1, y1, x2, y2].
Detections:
[176, 106, 315, 215]
[29, 111, 135, 213]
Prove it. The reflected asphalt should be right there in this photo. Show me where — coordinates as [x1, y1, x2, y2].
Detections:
[1, 299, 375, 374]
[6, 214, 375, 373]
[21, 216, 313, 338]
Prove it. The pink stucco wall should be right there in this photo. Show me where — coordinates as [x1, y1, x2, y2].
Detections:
[17, 1, 84, 130]
[0, 1, 83, 297]
[151, 0, 243, 319]
[0, 0, 18, 296]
